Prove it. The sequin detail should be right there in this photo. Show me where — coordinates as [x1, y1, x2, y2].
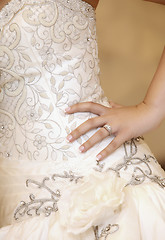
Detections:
[94, 137, 165, 188]
[14, 170, 83, 220]
[93, 224, 119, 239]
[0, 0, 95, 28]
[0, 0, 100, 162]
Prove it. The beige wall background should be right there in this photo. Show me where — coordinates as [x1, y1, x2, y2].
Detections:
[96, 0, 165, 165]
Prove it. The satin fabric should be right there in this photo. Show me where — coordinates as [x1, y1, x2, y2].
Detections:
[0, 0, 165, 239]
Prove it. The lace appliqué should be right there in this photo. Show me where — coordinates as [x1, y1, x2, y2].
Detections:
[14, 170, 83, 220]
[94, 137, 165, 188]
[0, 0, 100, 162]
[93, 224, 119, 240]
[0, 0, 95, 28]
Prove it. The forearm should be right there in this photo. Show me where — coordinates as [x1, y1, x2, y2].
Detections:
[144, 0, 165, 5]
[143, 47, 165, 122]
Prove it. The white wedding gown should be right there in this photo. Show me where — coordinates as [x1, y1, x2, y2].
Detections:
[0, 0, 165, 239]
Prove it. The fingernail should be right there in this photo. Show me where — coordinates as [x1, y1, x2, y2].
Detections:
[79, 145, 85, 152]
[64, 107, 71, 112]
[66, 134, 73, 141]
[96, 154, 102, 161]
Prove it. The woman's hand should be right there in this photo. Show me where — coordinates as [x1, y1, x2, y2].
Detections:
[65, 101, 160, 161]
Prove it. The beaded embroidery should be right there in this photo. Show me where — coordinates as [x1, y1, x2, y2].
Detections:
[14, 170, 83, 220]
[13, 137, 165, 227]
[0, 0, 164, 237]
[93, 224, 119, 240]
[0, 0, 99, 162]
[94, 137, 165, 188]
[0, 0, 95, 28]
[14, 169, 121, 237]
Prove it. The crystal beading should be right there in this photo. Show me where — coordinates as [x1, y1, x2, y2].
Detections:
[0, 0, 95, 28]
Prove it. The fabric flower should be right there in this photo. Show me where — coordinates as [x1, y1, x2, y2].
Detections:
[58, 170, 126, 235]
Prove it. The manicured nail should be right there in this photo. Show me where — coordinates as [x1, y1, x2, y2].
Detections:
[64, 107, 71, 112]
[79, 145, 85, 152]
[66, 134, 73, 141]
[96, 154, 102, 161]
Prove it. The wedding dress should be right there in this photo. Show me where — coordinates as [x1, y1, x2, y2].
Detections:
[0, 0, 165, 239]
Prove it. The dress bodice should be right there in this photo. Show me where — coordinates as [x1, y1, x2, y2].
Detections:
[0, 0, 109, 162]
[1, 1, 165, 232]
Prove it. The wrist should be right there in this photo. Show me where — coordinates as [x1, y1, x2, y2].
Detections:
[139, 101, 163, 128]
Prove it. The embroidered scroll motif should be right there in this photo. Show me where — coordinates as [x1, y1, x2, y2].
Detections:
[94, 137, 165, 188]
[93, 224, 119, 240]
[14, 170, 83, 220]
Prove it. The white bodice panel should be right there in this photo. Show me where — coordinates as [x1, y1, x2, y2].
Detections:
[0, 1, 165, 234]
[0, 0, 109, 163]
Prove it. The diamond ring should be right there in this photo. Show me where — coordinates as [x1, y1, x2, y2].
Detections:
[103, 124, 112, 135]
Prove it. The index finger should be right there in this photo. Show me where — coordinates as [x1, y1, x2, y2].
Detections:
[65, 102, 108, 116]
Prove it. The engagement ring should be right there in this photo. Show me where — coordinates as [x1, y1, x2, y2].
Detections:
[103, 124, 112, 135]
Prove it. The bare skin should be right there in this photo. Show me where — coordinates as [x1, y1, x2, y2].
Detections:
[1, 0, 165, 12]
[66, 48, 165, 161]
[1, 0, 164, 161]
[65, 1, 165, 161]
[0, 0, 10, 11]
[82, 0, 100, 9]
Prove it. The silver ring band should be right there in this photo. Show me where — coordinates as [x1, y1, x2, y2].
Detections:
[103, 124, 112, 135]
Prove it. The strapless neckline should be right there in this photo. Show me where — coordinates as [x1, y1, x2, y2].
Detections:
[0, 0, 95, 15]
[0, 0, 95, 29]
